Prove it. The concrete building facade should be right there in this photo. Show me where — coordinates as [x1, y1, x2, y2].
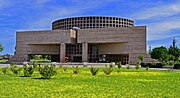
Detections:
[10, 16, 153, 64]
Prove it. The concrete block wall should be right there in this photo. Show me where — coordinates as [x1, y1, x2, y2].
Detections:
[99, 42, 129, 54]
[12, 30, 70, 62]
[9, 26, 153, 64]
[28, 44, 60, 55]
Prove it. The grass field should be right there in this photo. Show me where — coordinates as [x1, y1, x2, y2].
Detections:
[0, 60, 7, 63]
[0, 67, 180, 97]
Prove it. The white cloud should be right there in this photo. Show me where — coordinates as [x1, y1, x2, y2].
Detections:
[133, 2, 180, 20]
[146, 17, 180, 41]
[131, 1, 180, 41]
[149, 20, 180, 34]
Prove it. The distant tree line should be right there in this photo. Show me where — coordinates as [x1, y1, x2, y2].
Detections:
[150, 38, 180, 62]
[0, 43, 3, 53]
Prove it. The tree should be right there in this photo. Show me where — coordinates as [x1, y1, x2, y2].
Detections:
[150, 46, 168, 61]
[0, 43, 3, 52]
[138, 54, 144, 62]
[167, 54, 175, 61]
[168, 38, 180, 61]
[4, 54, 11, 60]
[148, 46, 152, 54]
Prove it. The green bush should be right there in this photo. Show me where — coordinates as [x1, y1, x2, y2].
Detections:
[117, 69, 121, 73]
[109, 63, 114, 68]
[135, 61, 140, 70]
[73, 66, 80, 74]
[173, 63, 180, 69]
[2, 67, 9, 74]
[141, 63, 164, 68]
[38, 65, 57, 79]
[103, 67, 113, 75]
[23, 64, 34, 77]
[162, 62, 175, 66]
[126, 64, 131, 69]
[63, 66, 68, 72]
[117, 62, 122, 73]
[146, 66, 149, 71]
[117, 62, 122, 69]
[90, 67, 99, 76]
[138, 54, 144, 62]
[32, 63, 38, 69]
[10, 62, 22, 75]
[10, 62, 16, 66]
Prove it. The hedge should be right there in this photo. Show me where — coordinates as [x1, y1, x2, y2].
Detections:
[173, 63, 180, 69]
[141, 63, 164, 68]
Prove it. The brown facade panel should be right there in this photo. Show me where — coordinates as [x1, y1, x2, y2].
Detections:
[28, 44, 60, 55]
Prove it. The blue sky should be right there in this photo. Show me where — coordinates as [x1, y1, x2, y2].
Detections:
[0, 0, 180, 55]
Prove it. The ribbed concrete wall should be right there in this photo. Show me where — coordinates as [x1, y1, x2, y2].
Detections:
[52, 16, 134, 30]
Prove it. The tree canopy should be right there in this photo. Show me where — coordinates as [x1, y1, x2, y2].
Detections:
[168, 38, 180, 61]
[150, 38, 180, 62]
[150, 46, 168, 61]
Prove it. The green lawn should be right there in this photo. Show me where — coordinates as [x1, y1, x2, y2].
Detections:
[0, 67, 180, 97]
[0, 60, 7, 63]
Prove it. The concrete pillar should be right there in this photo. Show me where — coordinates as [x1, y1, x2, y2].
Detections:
[82, 42, 88, 62]
[60, 43, 66, 62]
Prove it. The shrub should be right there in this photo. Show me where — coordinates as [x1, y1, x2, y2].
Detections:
[117, 69, 121, 73]
[2, 67, 9, 74]
[38, 65, 57, 79]
[103, 67, 113, 75]
[156, 63, 164, 68]
[109, 64, 114, 68]
[11, 66, 22, 75]
[117, 62, 122, 73]
[138, 54, 144, 62]
[117, 62, 122, 69]
[141, 63, 164, 68]
[73, 66, 80, 74]
[146, 66, 149, 71]
[32, 63, 38, 69]
[90, 67, 99, 76]
[59, 65, 62, 68]
[162, 62, 175, 66]
[23, 64, 34, 77]
[126, 64, 131, 69]
[10, 63, 22, 75]
[109, 62, 115, 68]
[135, 61, 141, 70]
[173, 63, 180, 69]
[63, 66, 68, 72]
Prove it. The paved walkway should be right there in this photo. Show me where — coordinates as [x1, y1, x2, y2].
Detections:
[0, 64, 10, 68]
[0, 64, 179, 71]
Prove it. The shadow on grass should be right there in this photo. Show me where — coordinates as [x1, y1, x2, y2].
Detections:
[20, 76, 31, 77]
[34, 77, 54, 80]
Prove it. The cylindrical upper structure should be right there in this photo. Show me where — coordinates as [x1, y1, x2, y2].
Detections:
[52, 16, 134, 30]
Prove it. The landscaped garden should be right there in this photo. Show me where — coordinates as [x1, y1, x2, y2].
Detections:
[0, 64, 180, 97]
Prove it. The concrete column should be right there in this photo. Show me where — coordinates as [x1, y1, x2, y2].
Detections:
[82, 42, 88, 62]
[60, 43, 66, 62]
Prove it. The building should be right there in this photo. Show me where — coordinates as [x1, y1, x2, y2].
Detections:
[9, 16, 153, 64]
